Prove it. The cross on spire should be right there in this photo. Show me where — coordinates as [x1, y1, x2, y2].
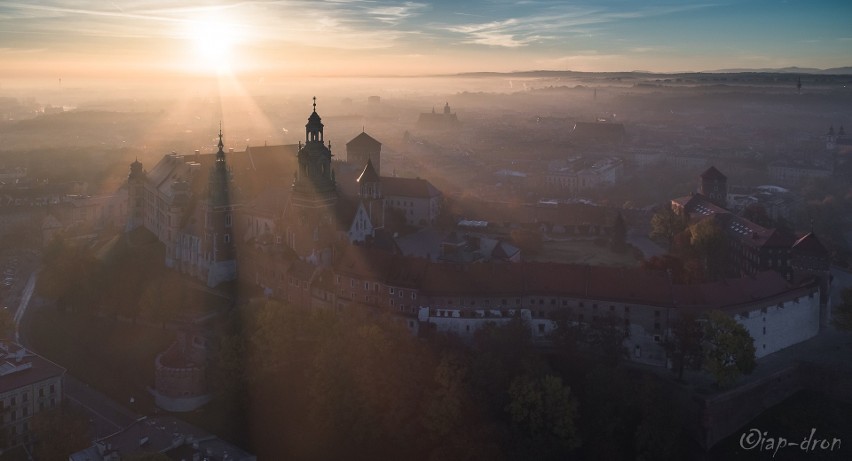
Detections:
[313, 96, 317, 112]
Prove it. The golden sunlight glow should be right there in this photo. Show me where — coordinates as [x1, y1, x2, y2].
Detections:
[183, 15, 242, 75]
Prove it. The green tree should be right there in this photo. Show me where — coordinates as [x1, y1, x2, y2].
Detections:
[663, 311, 704, 380]
[702, 310, 756, 388]
[506, 374, 581, 454]
[649, 205, 686, 245]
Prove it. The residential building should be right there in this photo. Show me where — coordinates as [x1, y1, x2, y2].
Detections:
[0, 341, 65, 451]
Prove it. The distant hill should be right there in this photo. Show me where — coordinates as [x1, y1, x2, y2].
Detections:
[703, 66, 852, 75]
[451, 67, 852, 78]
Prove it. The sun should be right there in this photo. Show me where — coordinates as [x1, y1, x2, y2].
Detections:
[183, 16, 241, 74]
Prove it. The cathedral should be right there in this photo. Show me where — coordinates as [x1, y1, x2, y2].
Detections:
[125, 98, 443, 286]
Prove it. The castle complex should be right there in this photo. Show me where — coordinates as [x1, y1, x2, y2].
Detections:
[125, 99, 834, 371]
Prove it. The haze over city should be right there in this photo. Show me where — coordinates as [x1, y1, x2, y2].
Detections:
[1, 1, 852, 460]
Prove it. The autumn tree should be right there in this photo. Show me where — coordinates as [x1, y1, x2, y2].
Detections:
[702, 310, 756, 388]
[29, 403, 91, 460]
[688, 217, 729, 280]
[649, 205, 686, 246]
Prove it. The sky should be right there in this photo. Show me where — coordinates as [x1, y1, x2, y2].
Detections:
[1, 0, 851, 80]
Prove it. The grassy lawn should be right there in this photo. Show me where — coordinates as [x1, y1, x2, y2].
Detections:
[532, 239, 639, 267]
[27, 308, 175, 414]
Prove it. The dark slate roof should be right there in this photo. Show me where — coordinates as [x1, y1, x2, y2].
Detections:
[381, 176, 441, 199]
[346, 132, 381, 149]
[700, 166, 727, 181]
[792, 232, 829, 256]
[357, 159, 380, 183]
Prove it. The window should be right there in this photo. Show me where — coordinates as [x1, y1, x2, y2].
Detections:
[351, 279, 356, 288]
[411, 292, 417, 300]
[538, 324, 546, 333]
[389, 287, 395, 295]
[654, 322, 661, 330]
[653, 335, 661, 343]
[225, 214, 232, 227]
[224, 233, 231, 244]
[364, 282, 369, 291]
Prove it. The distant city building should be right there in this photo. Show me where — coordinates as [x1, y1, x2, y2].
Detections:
[542, 157, 623, 194]
[417, 102, 459, 129]
[767, 161, 832, 186]
[0, 341, 65, 450]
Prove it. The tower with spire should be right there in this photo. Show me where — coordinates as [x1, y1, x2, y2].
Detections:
[203, 126, 237, 287]
[292, 97, 337, 209]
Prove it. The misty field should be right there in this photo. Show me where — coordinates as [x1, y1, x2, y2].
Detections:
[532, 240, 639, 267]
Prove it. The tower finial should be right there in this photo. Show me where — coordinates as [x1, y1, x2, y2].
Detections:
[313, 96, 317, 112]
[218, 121, 224, 149]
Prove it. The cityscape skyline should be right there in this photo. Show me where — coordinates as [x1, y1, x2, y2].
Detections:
[1, 0, 851, 81]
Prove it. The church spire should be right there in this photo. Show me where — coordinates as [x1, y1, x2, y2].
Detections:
[305, 97, 324, 143]
[216, 122, 225, 162]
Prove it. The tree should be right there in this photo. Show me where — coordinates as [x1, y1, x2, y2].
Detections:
[610, 212, 627, 253]
[688, 217, 729, 280]
[649, 206, 686, 246]
[29, 403, 91, 460]
[702, 310, 756, 388]
[0, 308, 14, 338]
[506, 374, 581, 457]
[832, 287, 852, 331]
[663, 311, 704, 380]
[582, 313, 629, 366]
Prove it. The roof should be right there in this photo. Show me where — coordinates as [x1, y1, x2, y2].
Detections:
[381, 176, 441, 199]
[357, 159, 379, 183]
[0, 341, 66, 394]
[346, 132, 381, 149]
[792, 232, 829, 256]
[701, 166, 727, 181]
[70, 415, 255, 461]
